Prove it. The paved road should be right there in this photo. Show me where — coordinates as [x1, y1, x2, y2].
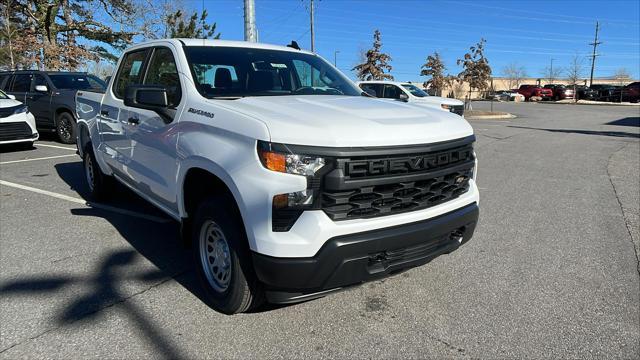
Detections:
[1, 103, 638, 359]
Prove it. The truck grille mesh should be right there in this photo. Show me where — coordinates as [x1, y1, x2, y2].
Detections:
[321, 143, 474, 221]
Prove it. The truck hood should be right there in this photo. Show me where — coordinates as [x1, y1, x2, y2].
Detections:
[212, 95, 473, 147]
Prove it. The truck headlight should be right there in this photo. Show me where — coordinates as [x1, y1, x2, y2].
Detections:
[258, 141, 328, 231]
[13, 105, 28, 115]
[258, 147, 325, 176]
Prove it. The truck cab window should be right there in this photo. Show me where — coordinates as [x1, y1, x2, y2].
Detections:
[114, 50, 148, 98]
[10, 74, 31, 92]
[383, 84, 402, 99]
[143, 48, 182, 107]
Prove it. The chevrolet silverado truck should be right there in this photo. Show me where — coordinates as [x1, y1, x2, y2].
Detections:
[358, 81, 465, 116]
[75, 39, 479, 314]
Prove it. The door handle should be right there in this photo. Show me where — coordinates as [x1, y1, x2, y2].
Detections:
[127, 117, 139, 125]
[100, 109, 109, 116]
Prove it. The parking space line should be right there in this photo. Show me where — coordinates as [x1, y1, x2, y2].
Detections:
[36, 143, 77, 151]
[0, 154, 77, 165]
[0, 180, 171, 223]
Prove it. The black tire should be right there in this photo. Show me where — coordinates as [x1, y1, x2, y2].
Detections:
[56, 112, 76, 144]
[83, 143, 112, 201]
[192, 195, 264, 314]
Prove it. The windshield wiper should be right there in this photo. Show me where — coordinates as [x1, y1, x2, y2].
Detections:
[208, 96, 243, 100]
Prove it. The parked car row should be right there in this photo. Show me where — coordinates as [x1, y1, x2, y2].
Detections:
[0, 89, 39, 148]
[0, 71, 107, 144]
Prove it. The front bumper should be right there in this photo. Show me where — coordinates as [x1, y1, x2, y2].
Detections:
[253, 202, 479, 303]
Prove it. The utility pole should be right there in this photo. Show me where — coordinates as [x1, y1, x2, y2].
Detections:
[550, 58, 555, 82]
[588, 21, 601, 87]
[310, 0, 315, 52]
[334, 50, 340, 67]
[244, 0, 257, 42]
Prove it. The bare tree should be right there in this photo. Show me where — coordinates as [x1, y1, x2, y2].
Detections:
[542, 64, 563, 84]
[566, 55, 584, 103]
[502, 62, 528, 89]
[352, 29, 393, 81]
[613, 67, 631, 102]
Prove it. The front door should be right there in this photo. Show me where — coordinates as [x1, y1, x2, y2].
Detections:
[25, 74, 54, 128]
[99, 48, 150, 175]
[123, 46, 183, 212]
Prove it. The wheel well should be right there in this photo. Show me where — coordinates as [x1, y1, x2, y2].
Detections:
[78, 124, 90, 154]
[181, 168, 241, 247]
[183, 168, 240, 220]
[54, 108, 75, 122]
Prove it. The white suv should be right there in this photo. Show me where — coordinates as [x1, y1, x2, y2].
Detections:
[76, 39, 479, 314]
[358, 81, 465, 116]
[0, 89, 38, 147]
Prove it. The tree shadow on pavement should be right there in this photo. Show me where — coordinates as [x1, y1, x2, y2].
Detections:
[605, 117, 640, 127]
[508, 125, 639, 139]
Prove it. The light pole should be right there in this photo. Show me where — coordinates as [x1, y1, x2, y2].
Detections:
[334, 50, 340, 67]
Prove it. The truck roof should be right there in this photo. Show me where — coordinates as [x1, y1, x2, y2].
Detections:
[0, 70, 89, 75]
[126, 38, 315, 56]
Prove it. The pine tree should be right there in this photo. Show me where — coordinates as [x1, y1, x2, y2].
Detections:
[420, 52, 446, 96]
[352, 29, 393, 81]
[166, 9, 220, 39]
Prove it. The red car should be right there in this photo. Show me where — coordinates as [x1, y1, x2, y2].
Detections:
[518, 84, 553, 101]
[543, 84, 575, 100]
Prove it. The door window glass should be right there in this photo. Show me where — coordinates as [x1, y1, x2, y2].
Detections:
[114, 50, 148, 98]
[10, 74, 31, 92]
[32, 74, 48, 90]
[383, 84, 402, 99]
[144, 48, 182, 107]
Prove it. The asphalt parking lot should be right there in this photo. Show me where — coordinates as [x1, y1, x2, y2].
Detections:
[1, 103, 639, 359]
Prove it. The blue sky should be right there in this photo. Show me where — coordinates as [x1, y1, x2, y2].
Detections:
[190, 0, 640, 81]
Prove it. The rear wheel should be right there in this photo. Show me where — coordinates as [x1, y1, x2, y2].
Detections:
[192, 195, 264, 314]
[56, 112, 76, 144]
[83, 143, 112, 200]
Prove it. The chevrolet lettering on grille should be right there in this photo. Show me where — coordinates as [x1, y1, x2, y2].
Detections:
[344, 148, 472, 177]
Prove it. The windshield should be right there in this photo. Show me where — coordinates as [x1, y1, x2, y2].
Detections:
[183, 46, 362, 98]
[401, 84, 428, 97]
[0, 90, 8, 99]
[48, 74, 106, 90]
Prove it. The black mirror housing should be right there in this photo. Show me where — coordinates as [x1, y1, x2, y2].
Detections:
[124, 85, 173, 123]
[399, 93, 409, 102]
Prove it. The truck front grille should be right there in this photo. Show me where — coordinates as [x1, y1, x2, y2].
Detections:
[0, 122, 33, 141]
[320, 139, 475, 221]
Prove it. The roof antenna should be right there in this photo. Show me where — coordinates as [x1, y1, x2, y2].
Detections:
[287, 41, 301, 50]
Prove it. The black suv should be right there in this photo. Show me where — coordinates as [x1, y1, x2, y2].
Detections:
[0, 71, 106, 143]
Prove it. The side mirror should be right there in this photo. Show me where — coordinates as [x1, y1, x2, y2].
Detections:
[399, 92, 409, 102]
[35, 85, 48, 92]
[7, 94, 16, 100]
[124, 85, 173, 123]
[363, 88, 377, 97]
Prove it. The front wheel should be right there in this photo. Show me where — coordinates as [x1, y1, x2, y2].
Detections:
[56, 112, 76, 144]
[192, 195, 264, 314]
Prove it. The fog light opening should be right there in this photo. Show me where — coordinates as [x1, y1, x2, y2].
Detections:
[450, 228, 465, 244]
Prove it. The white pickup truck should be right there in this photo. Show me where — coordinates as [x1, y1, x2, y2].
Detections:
[76, 39, 479, 314]
[358, 81, 465, 116]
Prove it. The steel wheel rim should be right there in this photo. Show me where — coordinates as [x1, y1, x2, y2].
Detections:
[199, 220, 232, 292]
[85, 154, 95, 192]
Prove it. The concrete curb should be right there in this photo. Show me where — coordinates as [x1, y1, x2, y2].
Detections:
[466, 113, 517, 120]
[538, 101, 640, 106]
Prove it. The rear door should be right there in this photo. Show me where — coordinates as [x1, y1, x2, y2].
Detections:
[25, 74, 54, 128]
[122, 46, 183, 211]
[5, 73, 31, 102]
[99, 48, 150, 174]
